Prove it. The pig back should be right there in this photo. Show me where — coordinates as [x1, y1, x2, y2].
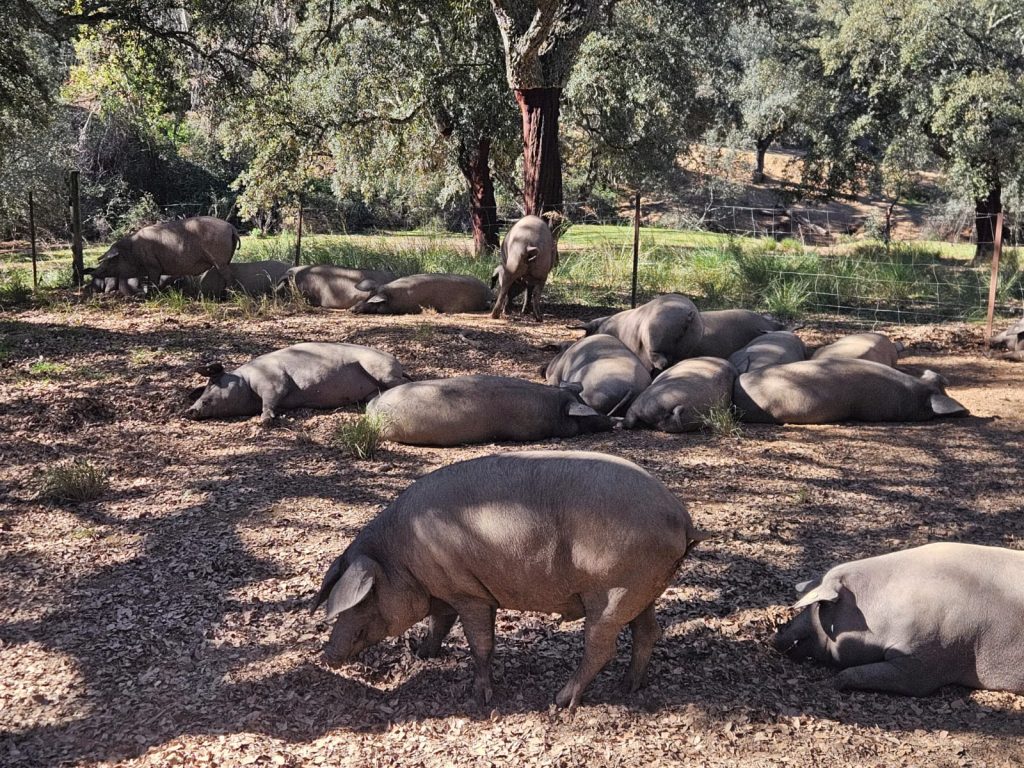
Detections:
[733, 359, 934, 423]
[811, 333, 900, 367]
[368, 451, 697, 614]
[368, 375, 589, 446]
[692, 310, 783, 358]
[132, 216, 237, 276]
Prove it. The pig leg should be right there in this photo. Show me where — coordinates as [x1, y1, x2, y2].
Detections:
[834, 654, 939, 696]
[252, 379, 295, 426]
[530, 282, 545, 322]
[621, 602, 662, 694]
[416, 602, 458, 659]
[490, 276, 510, 320]
[555, 598, 622, 709]
[459, 602, 497, 704]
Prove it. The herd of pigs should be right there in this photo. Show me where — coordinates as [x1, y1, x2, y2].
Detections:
[83, 214, 1024, 708]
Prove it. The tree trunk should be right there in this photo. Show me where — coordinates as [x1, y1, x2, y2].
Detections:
[752, 137, 771, 184]
[974, 185, 1004, 265]
[458, 137, 500, 256]
[515, 88, 563, 216]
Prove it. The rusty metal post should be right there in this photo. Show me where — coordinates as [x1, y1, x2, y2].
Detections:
[70, 171, 84, 286]
[631, 192, 641, 308]
[29, 191, 38, 291]
[984, 211, 1005, 343]
[294, 194, 304, 267]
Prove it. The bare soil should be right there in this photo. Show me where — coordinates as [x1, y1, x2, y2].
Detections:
[1, 298, 1022, 767]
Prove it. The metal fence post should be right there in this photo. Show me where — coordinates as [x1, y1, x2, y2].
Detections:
[631, 192, 640, 308]
[984, 211, 1004, 343]
[70, 171, 84, 286]
[29, 191, 38, 291]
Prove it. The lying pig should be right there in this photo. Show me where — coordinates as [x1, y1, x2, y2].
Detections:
[198, 260, 290, 298]
[186, 342, 408, 425]
[990, 318, 1024, 354]
[366, 375, 612, 446]
[773, 543, 1024, 696]
[276, 265, 398, 309]
[311, 450, 706, 709]
[732, 358, 968, 423]
[351, 274, 491, 314]
[579, 294, 704, 372]
[811, 332, 902, 367]
[542, 334, 651, 414]
[728, 330, 806, 373]
[691, 309, 783, 358]
[491, 215, 558, 321]
[623, 357, 737, 432]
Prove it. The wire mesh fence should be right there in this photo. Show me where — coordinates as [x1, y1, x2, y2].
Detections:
[3, 193, 1021, 327]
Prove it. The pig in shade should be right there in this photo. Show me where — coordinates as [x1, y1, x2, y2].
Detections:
[311, 450, 707, 709]
[774, 543, 1024, 696]
[186, 342, 408, 425]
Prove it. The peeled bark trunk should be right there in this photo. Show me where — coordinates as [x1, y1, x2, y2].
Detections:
[753, 137, 771, 184]
[458, 137, 500, 256]
[515, 88, 563, 216]
[974, 186, 1004, 265]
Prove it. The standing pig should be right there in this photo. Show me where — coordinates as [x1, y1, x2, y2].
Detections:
[86, 216, 239, 288]
[774, 543, 1024, 696]
[366, 375, 612, 446]
[276, 265, 398, 308]
[198, 260, 290, 299]
[811, 332, 902, 367]
[491, 215, 558, 321]
[351, 274, 490, 314]
[311, 450, 706, 709]
[579, 294, 704, 372]
[623, 357, 737, 432]
[691, 309, 783, 358]
[732, 358, 968, 423]
[728, 330, 807, 373]
[542, 334, 651, 414]
[186, 342, 408, 425]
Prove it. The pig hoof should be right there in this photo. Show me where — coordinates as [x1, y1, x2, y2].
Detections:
[554, 685, 580, 711]
[472, 677, 493, 705]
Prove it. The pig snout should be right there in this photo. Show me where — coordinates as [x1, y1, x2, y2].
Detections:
[184, 405, 203, 420]
[322, 620, 370, 667]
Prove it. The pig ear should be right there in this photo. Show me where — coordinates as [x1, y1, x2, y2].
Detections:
[793, 579, 840, 609]
[325, 555, 378, 620]
[195, 362, 224, 378]
[558, 380, 584, 394]
[930, 394, 968, 417]
[355, 279, 377, 292]
[366, 294, 387, 304]
[187, 385, 206, 403]
[567, 402, 600, 417]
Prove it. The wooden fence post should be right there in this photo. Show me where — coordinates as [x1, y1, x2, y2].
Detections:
[29, 191, 38, 291]
[70, 171, 84, 286]
[631, 192, 641, 308]
[293, 195, 304, 267]
[984, 211, 1005, 343]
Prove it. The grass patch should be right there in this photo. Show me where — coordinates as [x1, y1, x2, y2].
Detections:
[29, 360, 69, 377]
[39, 460, 109, 503]
[761, 278, 811, 321]
[699, 403, 744, 438]
[334, 412, 389, 460]
[0, 269, 32, 305]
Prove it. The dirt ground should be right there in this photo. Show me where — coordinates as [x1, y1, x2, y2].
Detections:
[1, 297, 1022, 767]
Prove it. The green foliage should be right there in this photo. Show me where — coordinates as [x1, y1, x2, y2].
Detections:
[334, 413, 389, 461]
[699, 404, 744, 438]
[0, 270, 32, 305]
[761, 277, 811, 320]
[39, 460, 109, 503]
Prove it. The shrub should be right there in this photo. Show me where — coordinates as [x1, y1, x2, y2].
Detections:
[0, 269, 32, 305]
[761, 277, 811, 321]
[334, 412, 389, 460]
[40, 460, 109, 503]
[699, 404, 744, 438]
